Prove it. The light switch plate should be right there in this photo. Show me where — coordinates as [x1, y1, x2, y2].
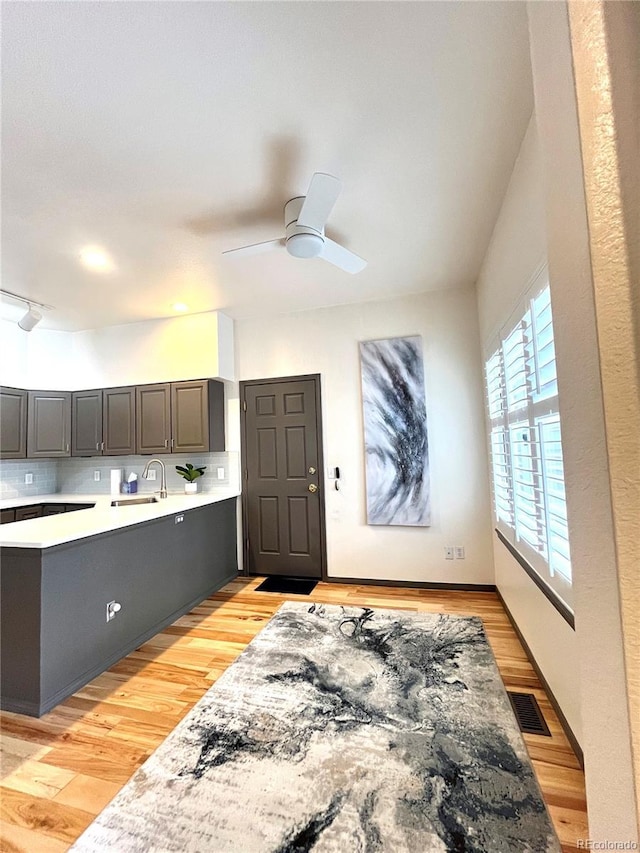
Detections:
[455, 546, 465, 559]
[445, 546, 454, 560]
[217, 467, 225, 480]
[24, 473, 33, 485]
[94, 471, 101, 481]
[147, 469, 156, 481]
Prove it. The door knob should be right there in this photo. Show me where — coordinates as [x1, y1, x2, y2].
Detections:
[308, 483, 318, 493]
[308, 466, 316, 475]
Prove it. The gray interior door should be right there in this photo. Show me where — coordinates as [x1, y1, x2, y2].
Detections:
[242, 376, 325, 579]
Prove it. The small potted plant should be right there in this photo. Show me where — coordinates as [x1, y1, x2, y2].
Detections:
[176, 463, 207, 495]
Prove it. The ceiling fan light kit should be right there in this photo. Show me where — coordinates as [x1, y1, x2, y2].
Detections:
[223, 173, 367, 274]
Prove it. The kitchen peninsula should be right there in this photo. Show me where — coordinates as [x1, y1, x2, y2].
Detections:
[0, 490, 239, 716]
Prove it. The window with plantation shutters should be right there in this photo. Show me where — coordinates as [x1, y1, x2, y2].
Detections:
[485, 275, 572, 611]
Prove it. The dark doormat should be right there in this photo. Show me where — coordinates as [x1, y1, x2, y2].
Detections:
[255, 576, 318, 595]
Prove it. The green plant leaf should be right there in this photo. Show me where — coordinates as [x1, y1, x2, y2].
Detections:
[176, 462, 206, 481]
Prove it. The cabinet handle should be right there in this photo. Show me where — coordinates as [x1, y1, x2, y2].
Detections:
[66, 443, 69, 452]
[164, 439, 168, 448]
[101, 442, 104, 451]
[171, 438, 174, 448]
[96, 442, 100, 451]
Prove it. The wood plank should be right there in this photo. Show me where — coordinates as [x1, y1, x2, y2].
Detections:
[0, 578, 588, 851]
[1, 760, 75, 799]
[53, 774, 121, 814]
[0, 820, 70, 853]
[0, 788, 94, 844]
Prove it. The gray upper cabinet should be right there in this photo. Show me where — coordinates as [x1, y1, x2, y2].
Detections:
[0, 387, 28, 458]
[172, 380, 225, 453]
[72, 390, 103, 456]
[27, 391, 71, 458]
[136, 384, 171, 454]
[3, 379, 223, 461]
[103, 387, 136, 456]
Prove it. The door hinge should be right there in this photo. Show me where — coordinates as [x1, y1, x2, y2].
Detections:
[243, 400, 247, 412]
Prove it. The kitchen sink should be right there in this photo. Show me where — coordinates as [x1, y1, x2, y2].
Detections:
[110, 497, 159, 507]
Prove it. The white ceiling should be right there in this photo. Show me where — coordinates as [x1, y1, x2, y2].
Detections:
[1, 1, 533, 332]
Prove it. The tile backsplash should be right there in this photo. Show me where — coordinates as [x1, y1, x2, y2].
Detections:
[1, 452, 239, 499]
[0, 459, 59, 499]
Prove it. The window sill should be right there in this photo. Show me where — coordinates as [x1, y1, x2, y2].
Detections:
[495, 529, 575, 630]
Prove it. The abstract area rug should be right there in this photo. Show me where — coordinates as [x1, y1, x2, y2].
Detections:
[71, 603, 560, 853]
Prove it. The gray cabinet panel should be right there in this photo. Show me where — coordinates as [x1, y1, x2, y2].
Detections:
[136, 384, 171, 454]
[172, 379, 225, 453]
[27, 391, 71, 458]
[0, 387, 28, 458]
[0, 499, 237, 716]
[15, 505, 43, 521]
[103, 387, 136, 455]
[172, 380, 209, 453]
[72, 390, 103, 456]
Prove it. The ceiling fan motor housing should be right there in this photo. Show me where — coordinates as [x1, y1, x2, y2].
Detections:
[284, 197, 324, 259]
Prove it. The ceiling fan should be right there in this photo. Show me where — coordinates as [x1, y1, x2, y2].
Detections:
[222, 173, 367, 274]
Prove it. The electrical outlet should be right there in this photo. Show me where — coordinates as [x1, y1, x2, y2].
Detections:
[147, 469, 156, 480]
[217, 467, 225, 480]
[94, 470, 101, 482]
[106, 600, 121, 622]
[24, 473, 33, 485]
[445, 546, 454, 560]
[455, 546, 465, 559]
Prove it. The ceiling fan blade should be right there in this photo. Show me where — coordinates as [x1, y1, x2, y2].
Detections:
[222, 239, 284, 258]
[320, 238, 367, 274]
[297, 173, 342, 231]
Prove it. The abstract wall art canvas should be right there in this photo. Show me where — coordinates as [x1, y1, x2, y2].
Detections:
[360, 335, 430, 526]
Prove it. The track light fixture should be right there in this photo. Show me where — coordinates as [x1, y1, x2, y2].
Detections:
[0, 288, 53, 332]
[18, 307, 43, 332]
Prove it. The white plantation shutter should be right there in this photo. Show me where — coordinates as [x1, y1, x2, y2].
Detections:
[489, 427, 512, 526]
[484, 275, 572, 609]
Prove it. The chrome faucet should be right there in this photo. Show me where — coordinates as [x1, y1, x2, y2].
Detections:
[142, 459, 168, 499]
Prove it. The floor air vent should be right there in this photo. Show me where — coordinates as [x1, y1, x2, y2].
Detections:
[507, 691, 551, 736]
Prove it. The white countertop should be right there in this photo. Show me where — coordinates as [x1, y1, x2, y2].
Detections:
[0, 490, 240, 549]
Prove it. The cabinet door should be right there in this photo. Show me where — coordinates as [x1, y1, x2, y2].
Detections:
[136, 384, 171, 454]
[41, 504, 67, 516]
[0, 387, 27, 459]
[27, 391, 71, 457]
[103, 387, 136, 455]
[171, 380, 225, 453]
[171, 380, 208, 453]
[1, 509, 16, 524]
[72, 390, 103, 456]
[15, 505, 43, 521]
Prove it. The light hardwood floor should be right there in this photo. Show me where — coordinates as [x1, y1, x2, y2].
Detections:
[0, 577, 588, 852]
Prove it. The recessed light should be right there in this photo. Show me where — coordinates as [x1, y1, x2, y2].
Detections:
[79, 247, 114, 272]
[172, 302, 189, 313]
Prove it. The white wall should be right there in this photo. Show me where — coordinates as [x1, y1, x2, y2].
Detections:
[235, 289, 494, 584]
[528, 1, 637, 838]
[0, 311, 234, 390]
[0, 320, 75, 390]
[568, 0, 640, 829]
[475, 116, 582, 742]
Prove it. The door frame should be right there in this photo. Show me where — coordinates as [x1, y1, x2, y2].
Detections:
[239, 373, 328, 581]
